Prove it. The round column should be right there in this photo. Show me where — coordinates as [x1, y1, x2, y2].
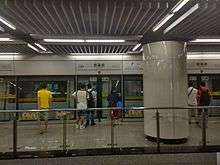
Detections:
[143, 41, 188, 143]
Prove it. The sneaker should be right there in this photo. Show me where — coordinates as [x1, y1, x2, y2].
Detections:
[80, 125, 85, 129]
[75, 124, 79, 129]
[85, 122, 89, 128]
[91, 123, 96, 126]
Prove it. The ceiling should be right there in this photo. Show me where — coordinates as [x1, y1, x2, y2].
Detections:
[0, 0, 219, 55]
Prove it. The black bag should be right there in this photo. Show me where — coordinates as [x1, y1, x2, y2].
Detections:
[87, 91, 95, 108]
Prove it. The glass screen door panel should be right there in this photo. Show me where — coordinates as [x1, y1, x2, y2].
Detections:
[101, 76, 122, 108]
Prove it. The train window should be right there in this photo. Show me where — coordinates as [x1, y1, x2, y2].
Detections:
[124, 76, 143, 117]
[18, 80, 68, 109]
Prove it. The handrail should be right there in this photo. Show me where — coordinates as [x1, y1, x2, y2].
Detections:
[0, 106, 219, 113]
[0, 105, 219, 159]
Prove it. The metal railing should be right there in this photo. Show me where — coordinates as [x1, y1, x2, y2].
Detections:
[0, 106, 220, 158]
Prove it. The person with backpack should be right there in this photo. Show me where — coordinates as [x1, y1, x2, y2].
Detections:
[197, 81, 211, 127]
[187, 81, 198, 124]
[85, 84, 96, 127]
[107, 89, 119, 122]
[72, 83, 88, 129]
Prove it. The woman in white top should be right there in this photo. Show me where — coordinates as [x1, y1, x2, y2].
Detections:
[188, 81, 198, 124]
[72, 84, 89, 129]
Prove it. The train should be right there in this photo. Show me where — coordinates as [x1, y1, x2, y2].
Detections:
[0, 53, 220, 120]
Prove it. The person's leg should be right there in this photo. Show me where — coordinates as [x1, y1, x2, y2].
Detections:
[43, 112, 48, 132]
[97, 110, 101, 122]
[204, 108, 208, 128]
[188, 107, 192, 124]
[195, 108, 199, 124]
[85, 110, 90, 127]
[90, 110, 96, 125]
[74, 111, 80, 128]
[38, 112, 44, 134]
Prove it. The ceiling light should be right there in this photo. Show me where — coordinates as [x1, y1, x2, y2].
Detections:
[187, 54, 220, 60]
[153, 14, 174, 32]
[140, 47, 143, 52]
[164, 4, 199, 34]
[85, 39, 125, 43]
[34, 43, 47, 51]
[132, 44, 141, 51]
[172, 0, 190, 13]
[187, 52, 220, 59]
[191, 39, 220, 43]
[0, 25, 4, 32]
[43, 39, 85, 42]
[0, 38, 14, 41]
[0, 16, 16, 30]
[27, 43, 39, 52]
[0, 53, 20, 55]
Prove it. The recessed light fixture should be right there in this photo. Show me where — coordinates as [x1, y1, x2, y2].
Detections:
[153, 14, 174, 32]
[34, 43, 47, 51]
[0, 16, 16, 30]
[132, 44, 141, 51]
[43, 39, 85, 42]
[153, 0, 191, 32]
[85, 39, 125, 43]
[0, 25, 4, 32]
[187, 52, 220, 60]
[0, 38, 14, 41]
[164, 3, 199, 34]
[140, 47, 143, 52]
[27, 43, 39, 52]
[172, 0, 190, 13]
[190, 39, 220, 43]
[0, 53, 20, 55]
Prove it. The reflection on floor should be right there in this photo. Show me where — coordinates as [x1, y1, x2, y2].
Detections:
[1, 118, 220, 152]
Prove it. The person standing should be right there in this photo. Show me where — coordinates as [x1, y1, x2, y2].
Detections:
[72, 84, 88, 129]
[197, 81, 211, 127]
[37, 83, 52, 134]
[187, 81, 198, 124]
[107, 90, 119, 122]
[86, 84, 96, 127]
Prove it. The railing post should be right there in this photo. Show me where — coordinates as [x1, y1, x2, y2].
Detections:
[156, 109, 160, 153]
[62, 111, 67, 152]
[13, 112, 18, 158]
[110, 108, 114, 149]
[202, 108, 207, 148]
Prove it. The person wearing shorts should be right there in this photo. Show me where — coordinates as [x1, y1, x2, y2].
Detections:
[37, 83, 52, 134]
[72, 83, 89, 129]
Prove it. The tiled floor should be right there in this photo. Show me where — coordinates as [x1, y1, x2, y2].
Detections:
[1, 118, 220, 152]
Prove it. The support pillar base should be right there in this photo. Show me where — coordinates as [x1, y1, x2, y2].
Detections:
[145, 135, 188, 144]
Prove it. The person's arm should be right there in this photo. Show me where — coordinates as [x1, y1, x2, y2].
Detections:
[37, 91, 41, 110]
[49, 92, 52, 110]
[72, 91, 77, 102]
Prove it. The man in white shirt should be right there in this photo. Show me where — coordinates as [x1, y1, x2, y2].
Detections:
[188, 81, 198, 124]
[72, 84, 89, 129]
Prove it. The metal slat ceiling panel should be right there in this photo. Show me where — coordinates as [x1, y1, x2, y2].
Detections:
[0, 0, 219, 54]
[0, 44, 38, 54]
[44, 45, 134, 54]
[0, 0, 177, 35]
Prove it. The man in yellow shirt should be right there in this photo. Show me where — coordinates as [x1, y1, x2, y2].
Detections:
[37, 83, 52, 134]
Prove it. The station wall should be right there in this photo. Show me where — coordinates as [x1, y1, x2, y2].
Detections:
[0, 54, 219, 75]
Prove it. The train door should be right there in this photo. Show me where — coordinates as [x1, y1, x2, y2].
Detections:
[0, 77, 16, 120]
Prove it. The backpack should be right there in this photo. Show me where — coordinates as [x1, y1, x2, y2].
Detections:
[200, 89, 211, 106]
[87, 90, 95, 108]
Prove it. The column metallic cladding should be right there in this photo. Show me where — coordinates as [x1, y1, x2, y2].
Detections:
[143, 41, 189, 140]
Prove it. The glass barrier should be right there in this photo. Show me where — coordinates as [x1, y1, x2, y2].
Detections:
[17, 111, 63, 151]
[0, 114, 13, 153]
[0, 106, 219, 158]
[67, 109, 111, 150]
